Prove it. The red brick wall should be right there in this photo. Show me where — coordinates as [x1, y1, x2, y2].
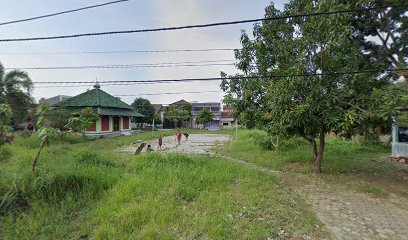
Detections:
[123, 116, 129, 130]
[101, 115, 110, 131]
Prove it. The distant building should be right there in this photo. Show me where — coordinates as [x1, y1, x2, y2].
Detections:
[191, 102, 221, 128]
[55, 83, 143, 138]
[220, 105, 236, 128]
[39, 95, 72, 105]
[153, 104, 167, 123]
[170, 99, 190, 109]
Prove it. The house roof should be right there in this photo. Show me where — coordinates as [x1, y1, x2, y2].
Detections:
[221, 111, 234, 119]
[170, 99, 189, 106]
[153, 104, 164, 114]
[57, 85, 131, 110]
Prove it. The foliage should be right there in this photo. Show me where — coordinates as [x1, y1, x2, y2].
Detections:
[66, 107, 98, 134]
[0, 103, 12, 145]
[0, 62, 34, 126]
[153, 114, 162, 125]
[397, 112, 408, 127]
[164, 105, 190, 128]
[45, 108, 72, 130]
[33, 104, 62, 172]
[131, 98, 155, 123]
[195, 108, 215, 126]
[349, 0, 408, 81]
[220, 1, 405, 172]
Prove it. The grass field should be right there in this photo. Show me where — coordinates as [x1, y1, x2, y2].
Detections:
[0, 130, 329, 239]
[222, 129, 408, 198]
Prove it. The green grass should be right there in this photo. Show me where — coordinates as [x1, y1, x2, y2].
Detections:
[0, 130, 328, 239]
[357, 185, 388, 197]
[222, 129, 408, 198]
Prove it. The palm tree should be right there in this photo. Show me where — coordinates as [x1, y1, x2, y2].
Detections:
[0, 62, 33, 126]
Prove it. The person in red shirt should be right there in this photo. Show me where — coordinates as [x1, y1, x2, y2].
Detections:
[158, 135, 163, 149]
[176, 130, 182, 145]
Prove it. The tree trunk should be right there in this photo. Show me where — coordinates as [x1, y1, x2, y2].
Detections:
[314, 132, 325, 173]
[310, 138, 318, 162]
[32, 139, 46, 172]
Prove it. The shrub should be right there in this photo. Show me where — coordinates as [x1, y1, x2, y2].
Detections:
[0, 145, 13, 162]
[74, 150, 117, 167]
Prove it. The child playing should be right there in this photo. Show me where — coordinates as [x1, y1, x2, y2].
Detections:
[176, 130, 182, 145]
[183, 133, 189, 141]
[158, 135, 163, 149]
[146, 144, 154, 152]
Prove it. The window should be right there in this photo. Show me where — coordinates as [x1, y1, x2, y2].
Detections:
[193, 107, 203, 111]
[211, 107, 220, 112]
[223, 123, 229, 126]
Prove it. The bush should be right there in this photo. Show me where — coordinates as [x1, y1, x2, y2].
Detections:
[37, 167, 118, 200]
[74, 150, 117, 167]
[0, 145, 13, 162]
[248, 131, 274, 150]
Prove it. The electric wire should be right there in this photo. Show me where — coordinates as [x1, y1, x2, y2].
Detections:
[0, 48, 239, 55]
[0, 4, 406, 42]
[5, 60, 235, 70]
[31, 68, 407, 85]
[0, 0, 129, 26]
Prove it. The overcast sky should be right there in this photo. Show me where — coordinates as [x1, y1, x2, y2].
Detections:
[0, 0, 286, 105]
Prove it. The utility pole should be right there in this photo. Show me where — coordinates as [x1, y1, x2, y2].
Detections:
[152, 118, 155, 138]
[235, 118, 238, 141]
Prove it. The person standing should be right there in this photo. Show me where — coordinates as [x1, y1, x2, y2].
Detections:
[176, 130, 182, 145]
[158, 135, 163, 149]
[183, 132, 189, 141]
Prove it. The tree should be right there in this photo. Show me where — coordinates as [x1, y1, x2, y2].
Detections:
[0, 62, 34, 126]
[45, 108, 72, 130]
[164, 105, 190, 128]
[154, 114, 162, 125]
[196, 108, 215, 126]
[221, 1, 403, 172]
[32, 104, 61, 172]
[348, 0, 408, 81]
[0, 103, 12, 145]
[65, 107, 98, 134]
[131, 98, 155, 124]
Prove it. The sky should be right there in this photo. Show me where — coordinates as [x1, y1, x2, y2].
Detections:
[0, 0, 287, 105]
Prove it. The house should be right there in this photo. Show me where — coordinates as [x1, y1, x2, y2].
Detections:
[56, 83, 142, 137]
[392, 108, 408, 162]
[39, 95, 72, 105]
[153, 104, 166, 123]
[170, 99, 190, 109]
[191, 102, 221, 128]
[220, 110, 236, 128]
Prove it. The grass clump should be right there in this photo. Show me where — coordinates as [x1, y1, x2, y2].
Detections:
[357, 185, 388, 197]
[74, 149, 117, 167]
[0, 145, 13, 162]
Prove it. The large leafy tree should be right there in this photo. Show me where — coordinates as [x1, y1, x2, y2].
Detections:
[0, 62, 34, 126]
[196, 108, 215, 126]
[0, 103, 13, 145]
[221, 0, 405, 172]
[164, 106, 190, 128]
[131, 98, 155, 123]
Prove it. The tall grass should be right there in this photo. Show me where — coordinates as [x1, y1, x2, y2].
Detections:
[0, 131, 329, 239]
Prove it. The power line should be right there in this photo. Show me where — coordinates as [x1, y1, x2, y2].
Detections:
[32, 68, 407, 85]
[5, 60, 235, 70]
[0, 48, 239, 55]
[0, 0, 129, 26]
[1, 4, 406, 42]
[115, 90, 222, 97]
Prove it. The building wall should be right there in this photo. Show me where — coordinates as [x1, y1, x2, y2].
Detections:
[85, 115, 132, 136]
[191, 102, 221, 128]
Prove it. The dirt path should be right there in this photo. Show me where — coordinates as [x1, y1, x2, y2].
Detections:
[117, 133, 230, 154]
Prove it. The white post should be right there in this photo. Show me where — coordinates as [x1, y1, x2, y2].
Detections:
[235, 118, 238, 141]
[152, 119, 155, 138]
